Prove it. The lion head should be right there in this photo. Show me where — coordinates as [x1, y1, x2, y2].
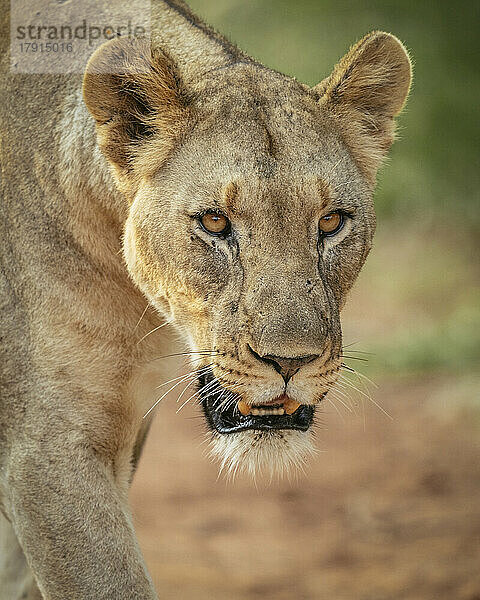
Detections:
[83, 29, 411, 477]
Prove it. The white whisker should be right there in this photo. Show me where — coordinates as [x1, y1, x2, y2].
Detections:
[338, 374, 392, 420]
[136, 321, 169, 345]
[155, 364, 212, 390]
[133, 303, 149, 332]
[144, 366, 207, 418]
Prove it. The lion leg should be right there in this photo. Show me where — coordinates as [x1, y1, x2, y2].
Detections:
[0, 512, 42, 600]
[5, 428, 157, 600]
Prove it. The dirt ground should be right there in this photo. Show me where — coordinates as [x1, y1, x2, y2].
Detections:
[130, 373, 480, 600]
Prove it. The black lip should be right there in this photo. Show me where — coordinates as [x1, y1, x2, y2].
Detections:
[198, 370, 315, 435]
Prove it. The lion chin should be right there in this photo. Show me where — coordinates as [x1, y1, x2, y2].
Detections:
[208, 429, 317, 481]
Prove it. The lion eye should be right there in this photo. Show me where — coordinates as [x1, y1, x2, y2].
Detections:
[200, 212, 231, 236]
[319, 212, 343, 236]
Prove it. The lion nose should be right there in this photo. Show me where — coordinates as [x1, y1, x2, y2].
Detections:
[248, 346, 318, 383]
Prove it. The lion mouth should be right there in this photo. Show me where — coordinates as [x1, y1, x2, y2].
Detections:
[198, 371, 315, 434]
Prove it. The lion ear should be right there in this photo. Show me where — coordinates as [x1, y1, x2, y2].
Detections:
[316, 31, 412, 182]
[83, 37, 189, 191]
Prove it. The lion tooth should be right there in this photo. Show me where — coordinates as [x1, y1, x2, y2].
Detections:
[237, 400, 251, 416]
[283, 398, 301, 415]
[240, 404, 289, 417]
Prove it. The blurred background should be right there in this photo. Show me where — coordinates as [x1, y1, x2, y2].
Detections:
[131, 1, 480, 598]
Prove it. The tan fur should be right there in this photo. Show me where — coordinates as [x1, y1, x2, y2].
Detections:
[0, 0, 411, 597]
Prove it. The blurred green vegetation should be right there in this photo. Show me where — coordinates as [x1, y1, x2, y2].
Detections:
[188, 0, 479, 378]
[341, 227, 480, 377]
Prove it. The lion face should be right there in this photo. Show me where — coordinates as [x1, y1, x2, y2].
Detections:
[84, 33, 411, 476]
[123, 70, 375, 475]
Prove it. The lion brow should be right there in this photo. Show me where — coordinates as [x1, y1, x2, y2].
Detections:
[223, 181, 239, 213]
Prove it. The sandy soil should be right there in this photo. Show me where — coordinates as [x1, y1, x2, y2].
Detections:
[130, 374, 480, 600]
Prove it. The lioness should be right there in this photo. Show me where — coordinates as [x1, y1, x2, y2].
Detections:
[0, 0, 411, 597]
